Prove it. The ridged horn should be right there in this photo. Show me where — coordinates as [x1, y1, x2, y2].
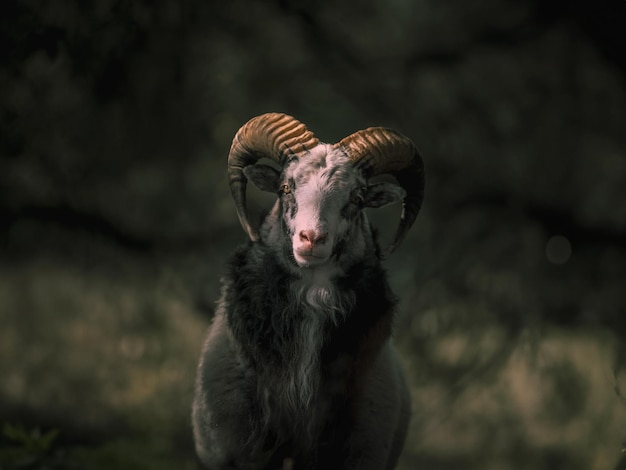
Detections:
[228, 113, 319, 241]
[336, 127, 425, 255]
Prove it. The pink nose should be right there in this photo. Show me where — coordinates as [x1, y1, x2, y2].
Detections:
[299, 229, 327, 247]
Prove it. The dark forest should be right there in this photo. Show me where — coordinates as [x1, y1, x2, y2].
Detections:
[1, 1, 625, 468]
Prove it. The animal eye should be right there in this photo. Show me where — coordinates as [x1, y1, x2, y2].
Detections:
[351, 193, 363, 205]
[280, 184, 291, 194]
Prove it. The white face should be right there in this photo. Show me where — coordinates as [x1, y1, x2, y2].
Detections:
[244, 144, 407, 269]
[283, 148, 363, 267]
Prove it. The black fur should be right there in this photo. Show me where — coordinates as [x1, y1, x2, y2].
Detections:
[225, 240, 394, 371]
[193, 151, 410, 470]
[193, 237, 398, 469]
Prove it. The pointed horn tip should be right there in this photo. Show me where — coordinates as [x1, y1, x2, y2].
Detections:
[379, 245, 394, 261]
[236, 211, 260, 242]
[381, 227, 411, 258]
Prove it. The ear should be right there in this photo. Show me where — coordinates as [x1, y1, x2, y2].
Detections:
[364, 182, 406, 208]
[243, 164, 281, 193]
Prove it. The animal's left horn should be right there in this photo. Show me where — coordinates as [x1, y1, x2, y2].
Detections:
[336, 127, 425, 255]
[228, 113, 319, 241]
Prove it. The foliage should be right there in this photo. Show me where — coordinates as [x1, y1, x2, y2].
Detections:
[0, 423, 78, 470]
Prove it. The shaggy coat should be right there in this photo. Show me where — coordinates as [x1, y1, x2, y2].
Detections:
[193, 115, 420, 470]
[192, 237, 410, 470]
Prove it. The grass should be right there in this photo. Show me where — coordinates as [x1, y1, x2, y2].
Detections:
[1, 237, 624, 469]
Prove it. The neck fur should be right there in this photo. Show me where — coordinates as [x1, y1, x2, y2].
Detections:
[260, 262, 355, 442]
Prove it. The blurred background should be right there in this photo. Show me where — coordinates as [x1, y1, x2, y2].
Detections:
[1, 0, 625, 468]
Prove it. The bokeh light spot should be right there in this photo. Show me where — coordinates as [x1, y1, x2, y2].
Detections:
[546, 235, 572, 264]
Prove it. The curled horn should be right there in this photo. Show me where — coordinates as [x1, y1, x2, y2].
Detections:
[228, 113, 319, 241]
[336, 127, 425, 255]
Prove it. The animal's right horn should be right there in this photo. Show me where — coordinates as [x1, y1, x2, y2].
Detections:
[227, 113, 319, 241]
[336, 127, 424, 256]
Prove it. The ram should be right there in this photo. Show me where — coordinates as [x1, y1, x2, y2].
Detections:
[192, 113, 424, 470]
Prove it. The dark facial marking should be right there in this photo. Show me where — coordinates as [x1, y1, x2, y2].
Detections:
[279, 178, 298, 222]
